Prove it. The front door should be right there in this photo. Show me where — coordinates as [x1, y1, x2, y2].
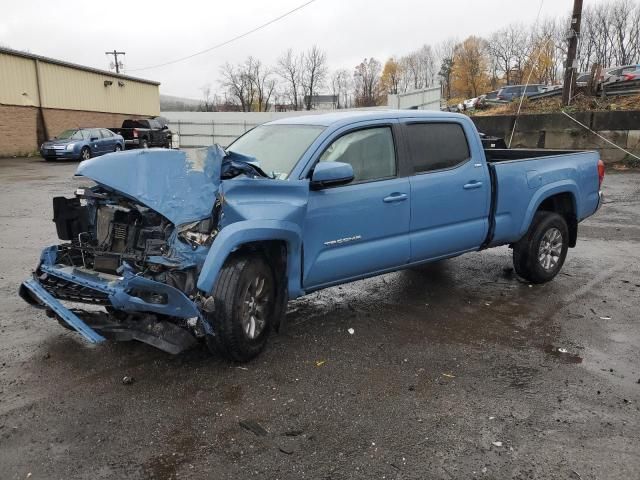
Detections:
[303, 124, 411, 289]
[401, 120, 490, 262]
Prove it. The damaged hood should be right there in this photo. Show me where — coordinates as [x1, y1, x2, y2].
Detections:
[76, 147, 223, 225]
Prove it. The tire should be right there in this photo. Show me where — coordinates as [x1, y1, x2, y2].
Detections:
[140, 138, 149, 149]
[513, 211, 569, 284]
[114, 144, 122, 152]
[205, 253, 275, 362]
[80, 147, 91, 161]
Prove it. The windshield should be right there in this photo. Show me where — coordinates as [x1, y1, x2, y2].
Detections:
[227, 124, 325, 179]
[56, 129, 83, 140]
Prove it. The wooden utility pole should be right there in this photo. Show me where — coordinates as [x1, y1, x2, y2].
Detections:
[562, 0, 583, 106]
[105, 50, 126, 74]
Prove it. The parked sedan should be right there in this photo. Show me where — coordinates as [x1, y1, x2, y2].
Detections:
[602, 64, 640, 84]
[40, 128, 124, 161]
[496, 84, 545, 101]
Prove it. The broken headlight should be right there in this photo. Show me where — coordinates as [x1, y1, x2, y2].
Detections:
[178, 218, 216, 249]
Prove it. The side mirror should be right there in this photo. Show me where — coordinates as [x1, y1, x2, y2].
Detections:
[162, 125, 169, 130]
[310, 162, 354, 190]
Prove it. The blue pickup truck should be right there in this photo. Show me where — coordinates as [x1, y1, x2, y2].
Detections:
[20, 110, 604, 361]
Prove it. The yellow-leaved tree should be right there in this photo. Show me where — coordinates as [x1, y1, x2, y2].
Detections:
[380, 57, 403, 94]
[451, 36, 491, 98]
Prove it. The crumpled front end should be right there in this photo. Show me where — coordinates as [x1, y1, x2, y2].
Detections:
[19, 243, 211, 354]
[19, 147, 228, 354]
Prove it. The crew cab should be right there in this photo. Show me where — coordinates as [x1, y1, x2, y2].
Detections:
[110, 117, 172, 149]
[20, 111, 604, 361]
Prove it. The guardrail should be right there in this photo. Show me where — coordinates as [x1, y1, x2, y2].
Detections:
[602, 79, 640, 96]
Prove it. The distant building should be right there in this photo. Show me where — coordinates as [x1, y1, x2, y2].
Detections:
[0, 47, 160, 156]
[303, 94, 338, 110]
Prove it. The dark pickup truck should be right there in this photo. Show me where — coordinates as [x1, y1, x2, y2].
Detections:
[111, 117, 172, 149]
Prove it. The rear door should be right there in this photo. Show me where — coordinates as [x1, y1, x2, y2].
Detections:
[100, 129, 116, 151]
[401, 120, 490, 262]
[302, 122, 411, 289]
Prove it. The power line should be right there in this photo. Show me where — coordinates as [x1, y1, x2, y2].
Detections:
[129, 0, 318, 72]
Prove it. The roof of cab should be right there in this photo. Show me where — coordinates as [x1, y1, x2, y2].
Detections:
[265, 109, 467, 128]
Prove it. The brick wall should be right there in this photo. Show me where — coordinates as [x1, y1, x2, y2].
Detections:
[0, 105, 149, 157]
[0, 105, 39, 157]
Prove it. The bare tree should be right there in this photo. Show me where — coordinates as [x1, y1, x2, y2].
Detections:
[199, 84, 216, 112]
[436, 38, 457, 99]
[302, 45, 328, 110]
[220, 62, 250, 111]
[331, 69, 351, 108]
[248, 58, 276, 112]
[488, 24, 528, 85]
[354, 58, 382, 107]
[276, 49, 303, 110]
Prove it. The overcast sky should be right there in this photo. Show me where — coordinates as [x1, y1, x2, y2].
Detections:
[2, 0, 585, 99]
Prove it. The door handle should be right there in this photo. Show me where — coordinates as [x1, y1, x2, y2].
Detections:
[463, 181, 483, 190]
[383, 192, 408, 203]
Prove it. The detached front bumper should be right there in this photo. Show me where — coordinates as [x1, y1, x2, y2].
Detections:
[19, 246, 206, 354]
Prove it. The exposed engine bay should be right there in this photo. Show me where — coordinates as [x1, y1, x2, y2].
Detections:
[50, 187, 218, 299]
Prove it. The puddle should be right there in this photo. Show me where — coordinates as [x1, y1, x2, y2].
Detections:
[544, 345, 583, 364]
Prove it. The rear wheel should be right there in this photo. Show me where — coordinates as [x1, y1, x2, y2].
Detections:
[205, 253, 275, 362]
[80, 147, 91, 161]
[513, 211, 569, 284]
[140, 138, 149, 149]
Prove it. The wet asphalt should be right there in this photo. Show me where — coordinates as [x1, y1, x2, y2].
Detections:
[0, 157, 638, 480]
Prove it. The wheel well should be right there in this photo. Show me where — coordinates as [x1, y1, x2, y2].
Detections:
[231, 240, 288, 331]
[537, 193, 577, 247]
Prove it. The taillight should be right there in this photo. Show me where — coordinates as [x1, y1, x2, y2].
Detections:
[133, 129, 138, 138]
[597, 159, 605, 188]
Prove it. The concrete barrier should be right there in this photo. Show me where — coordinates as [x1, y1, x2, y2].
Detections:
[471, 111, 640, 164]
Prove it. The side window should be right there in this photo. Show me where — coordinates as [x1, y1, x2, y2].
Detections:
[406, 123, 470, 173]
[89, 129, 101, 140]
[100, 129, 113, 138]
[318, 127, 396, 183]
[525, 85, 540, 93]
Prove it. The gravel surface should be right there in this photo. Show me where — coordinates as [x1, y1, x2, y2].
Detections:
[0, 157, 638, 479]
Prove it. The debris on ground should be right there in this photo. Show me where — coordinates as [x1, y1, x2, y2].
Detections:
[492, 441, 503, 447]
[239, 420, 268, 437]
[121, 376, 135, 385]
[599, 316, 612, 320]
[315, 360, 326, 367]
[347, 328, 355, 335]
[278, 444, 295, 455]
[442, 373, 456, 378]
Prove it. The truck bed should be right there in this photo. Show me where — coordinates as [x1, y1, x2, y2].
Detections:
[485, 149, 601, 247]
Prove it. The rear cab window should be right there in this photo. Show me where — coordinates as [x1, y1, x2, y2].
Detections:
[405, 123, 470, 173]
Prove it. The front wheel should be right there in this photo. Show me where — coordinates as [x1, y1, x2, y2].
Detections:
[513, 211, 569, 284]
[204, 253, 275, 362]
[80, 147, 91, 161]
[114, 144, 122, 152]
